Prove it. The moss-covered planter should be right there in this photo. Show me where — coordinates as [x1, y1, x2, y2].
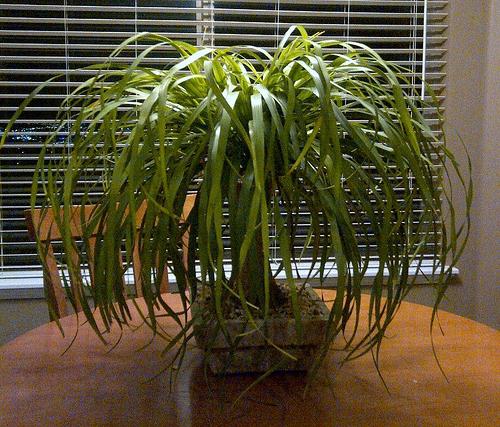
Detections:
[192, 285, 330, 374]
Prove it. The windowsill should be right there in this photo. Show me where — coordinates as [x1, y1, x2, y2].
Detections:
[0, 264, 460, 300]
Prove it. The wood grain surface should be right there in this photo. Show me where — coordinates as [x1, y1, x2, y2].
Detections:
[0, 290, 498, 427]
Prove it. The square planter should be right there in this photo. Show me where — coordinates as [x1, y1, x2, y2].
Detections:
[192, 285, 330, 374]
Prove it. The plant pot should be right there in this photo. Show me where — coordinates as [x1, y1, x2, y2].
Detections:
[192, 285, 330, 374]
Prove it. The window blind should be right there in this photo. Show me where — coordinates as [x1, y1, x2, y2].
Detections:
[0, 0, 449, 290]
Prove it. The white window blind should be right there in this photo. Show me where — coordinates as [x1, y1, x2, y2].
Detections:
[0, 0, 449, 291]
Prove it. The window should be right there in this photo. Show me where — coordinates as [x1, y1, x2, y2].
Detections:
[0, 0, 449, 291]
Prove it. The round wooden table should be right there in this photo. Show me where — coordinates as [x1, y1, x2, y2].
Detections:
[1, 291, 498, 426]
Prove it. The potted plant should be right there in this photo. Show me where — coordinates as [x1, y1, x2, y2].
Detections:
[1, 27, 471, 380]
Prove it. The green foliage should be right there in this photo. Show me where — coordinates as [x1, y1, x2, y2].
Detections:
[1, 27, 471, 379]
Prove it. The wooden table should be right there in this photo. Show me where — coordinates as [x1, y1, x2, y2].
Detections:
[1, 291, 499, 426]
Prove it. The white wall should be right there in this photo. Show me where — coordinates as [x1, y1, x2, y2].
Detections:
[409, 0, 499, 329]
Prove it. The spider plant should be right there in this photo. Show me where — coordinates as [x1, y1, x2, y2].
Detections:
[1, 26, 471, 379]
